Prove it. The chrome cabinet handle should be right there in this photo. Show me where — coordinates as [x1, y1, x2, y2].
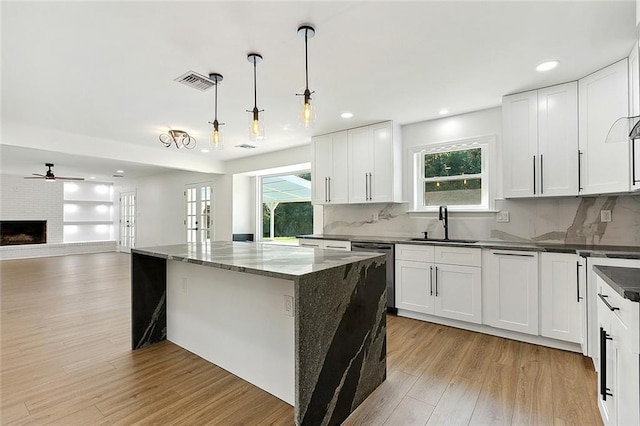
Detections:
[435, 266, 439, 297]
[429, 265, 433, 296]
[492, 252, 535, 257]
[533, 156, 536, 195]
[327, 177, 331, 202]
[576, 261, 583, 302]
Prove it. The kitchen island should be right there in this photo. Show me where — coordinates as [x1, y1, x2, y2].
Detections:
[131, 242, 387, 425]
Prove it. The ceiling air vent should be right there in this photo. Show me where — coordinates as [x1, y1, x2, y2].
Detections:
[235, 144, 257, 149]
[174, 71, 215, 91]
[112, 174, 124, 178]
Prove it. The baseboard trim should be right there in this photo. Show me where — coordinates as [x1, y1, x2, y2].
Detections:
[0, 241, 117, 260]
[396, 309, 583, 353]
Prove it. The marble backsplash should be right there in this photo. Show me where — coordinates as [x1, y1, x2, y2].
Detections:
[323, 195, 640, 246]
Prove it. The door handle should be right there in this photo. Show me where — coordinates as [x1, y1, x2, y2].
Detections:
[598, 293, 620, 311]
[576, 261, 583, 302]
[578, 150, 583, 191]
[435, 266, 439, 297]
[540, 154, 544, 195]
[429, 266, 433, 296]
[532, 156, 536, 195]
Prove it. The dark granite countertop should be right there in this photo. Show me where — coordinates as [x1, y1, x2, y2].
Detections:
[132, 242, 384, 281]
[298, 234, 640, 258]
[593, 265, 640, 302]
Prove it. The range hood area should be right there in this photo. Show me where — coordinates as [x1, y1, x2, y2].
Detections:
[606, 115, 640, 190]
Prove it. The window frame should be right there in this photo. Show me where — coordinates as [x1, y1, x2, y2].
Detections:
[411, 135, 495, 212]
[256, 169, 313, 244]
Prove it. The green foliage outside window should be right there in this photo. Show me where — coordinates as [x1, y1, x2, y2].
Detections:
[424, 148, 481, 179]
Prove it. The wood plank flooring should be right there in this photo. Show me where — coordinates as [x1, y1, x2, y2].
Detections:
[1, 252, 602, 425]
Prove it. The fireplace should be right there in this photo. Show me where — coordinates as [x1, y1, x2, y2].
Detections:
[0, 221, 47, 246]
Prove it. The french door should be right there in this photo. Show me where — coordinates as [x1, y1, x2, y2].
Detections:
[119, 191, 136, 252]
[185, 184, 213, 244]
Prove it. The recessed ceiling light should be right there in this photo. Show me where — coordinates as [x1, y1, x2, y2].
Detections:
[341, 112, 353, 119]
[439, 109, 449, 115]
[116, 170, 124, 174]
[536, 60, 559, 72]
[89, 176, 96, 180]
[201, 149, 210, 153]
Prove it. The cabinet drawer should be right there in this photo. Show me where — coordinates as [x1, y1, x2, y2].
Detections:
[597, 276, 639, 354]
[323, 240, 351, 251]
[435, 246, 481, 267]
[396, 244, 434, 262]
[299, 239, 322, 248]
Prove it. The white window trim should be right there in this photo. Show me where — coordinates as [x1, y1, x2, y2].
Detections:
[410, 135, 496, 213]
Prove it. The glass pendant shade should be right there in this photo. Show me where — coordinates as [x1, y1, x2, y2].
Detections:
[301, 89, 315, 128]
[210, 120, 223, 149]
[248, 108, 265, 140]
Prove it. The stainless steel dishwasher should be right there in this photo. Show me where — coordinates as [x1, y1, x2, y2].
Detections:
[351, 242, 396, 314]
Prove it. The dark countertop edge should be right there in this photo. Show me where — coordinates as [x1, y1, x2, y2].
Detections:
[593, 265, 640, 303]
[131, 248, 385, 282]
[297, 235, 640, 258]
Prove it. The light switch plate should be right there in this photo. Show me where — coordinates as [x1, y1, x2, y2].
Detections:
[496, 211, 510, 223]
[284, 295, 294, 317]
[600, 210, 612, 223]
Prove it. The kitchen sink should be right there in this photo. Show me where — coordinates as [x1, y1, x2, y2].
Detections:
[408, 238, 478, 244]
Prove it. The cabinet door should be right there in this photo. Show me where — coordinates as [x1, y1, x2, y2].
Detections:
[597, 319, 617, 426]
[578, 59, 630, 194]
[328, 131, 349, 204]
[540, 253, 582, 344]
[502, 90, 538, 198]
[484, 250, 539, 335]
[395, 260, 433, 314]
[370, 122, 394, 202]
[347, 126, 372, 203]
[630, 43, 640, 191]
[433, 264, 481, 324]
[312, 134, 332, 204]
[538, 82, 579, 196]
[616, 328, 640, 426]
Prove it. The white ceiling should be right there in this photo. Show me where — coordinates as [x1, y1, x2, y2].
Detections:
[1, 1, 637, 181]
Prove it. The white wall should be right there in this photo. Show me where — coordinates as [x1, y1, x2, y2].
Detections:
[119, 170, 232, 248]
[0, 174, 64, 243]
[232, 174, 253, 235]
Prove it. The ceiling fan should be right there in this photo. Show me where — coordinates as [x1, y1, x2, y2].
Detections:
[24, 163, 84, 181]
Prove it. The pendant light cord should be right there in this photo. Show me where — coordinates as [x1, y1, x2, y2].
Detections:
[253, 58, 258, 109]
[304, 29, 309, 90]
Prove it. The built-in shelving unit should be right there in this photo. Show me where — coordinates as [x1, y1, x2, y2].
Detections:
[63, 182, 115, 242]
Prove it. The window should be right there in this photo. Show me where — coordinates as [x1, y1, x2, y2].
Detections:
[259, 172, 312, 244]
[413, 137, 492, 211]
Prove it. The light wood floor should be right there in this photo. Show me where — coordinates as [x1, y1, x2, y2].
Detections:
[1, 252, 602, 425]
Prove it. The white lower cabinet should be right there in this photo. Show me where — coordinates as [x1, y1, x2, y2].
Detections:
[433, 263, 482, 323]
[540, 252, 584, 345]
[484, 250, 539, 335]
[395, 244, 481, 324]
[298, 238, 351, 251]
[596, 274, 640, 426]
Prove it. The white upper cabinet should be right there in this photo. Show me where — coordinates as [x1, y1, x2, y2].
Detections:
[629, 42, 640, 191]
[348, 121, 402, 203]
[578, 59, 630, 195]
[312, 131, 348, 204]
[502, 81, 578, 198]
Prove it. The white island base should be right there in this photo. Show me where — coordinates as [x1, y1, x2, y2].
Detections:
[168, 261, 295, 404]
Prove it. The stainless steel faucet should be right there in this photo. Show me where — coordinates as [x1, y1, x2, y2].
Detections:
[439, 205, 449, 240]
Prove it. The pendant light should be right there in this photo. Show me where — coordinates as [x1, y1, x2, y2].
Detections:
[246, 53, 264, 141]
[208, 73, 224, 149]
[159, 129, 196, 149]
[297, 25, 315, 128]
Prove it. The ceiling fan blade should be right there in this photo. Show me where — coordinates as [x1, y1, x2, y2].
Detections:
[57, 177, 85, 181]
[24, 176, 44, 179]
[31, 173, 46, 177]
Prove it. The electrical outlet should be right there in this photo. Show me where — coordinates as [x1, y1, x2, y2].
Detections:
[600, 210, 612, 223]
[284, 295, 294, 317]
[182, 277, 188, 293]
[496, 211, 510, 223]
[373, 212, 379, 222]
